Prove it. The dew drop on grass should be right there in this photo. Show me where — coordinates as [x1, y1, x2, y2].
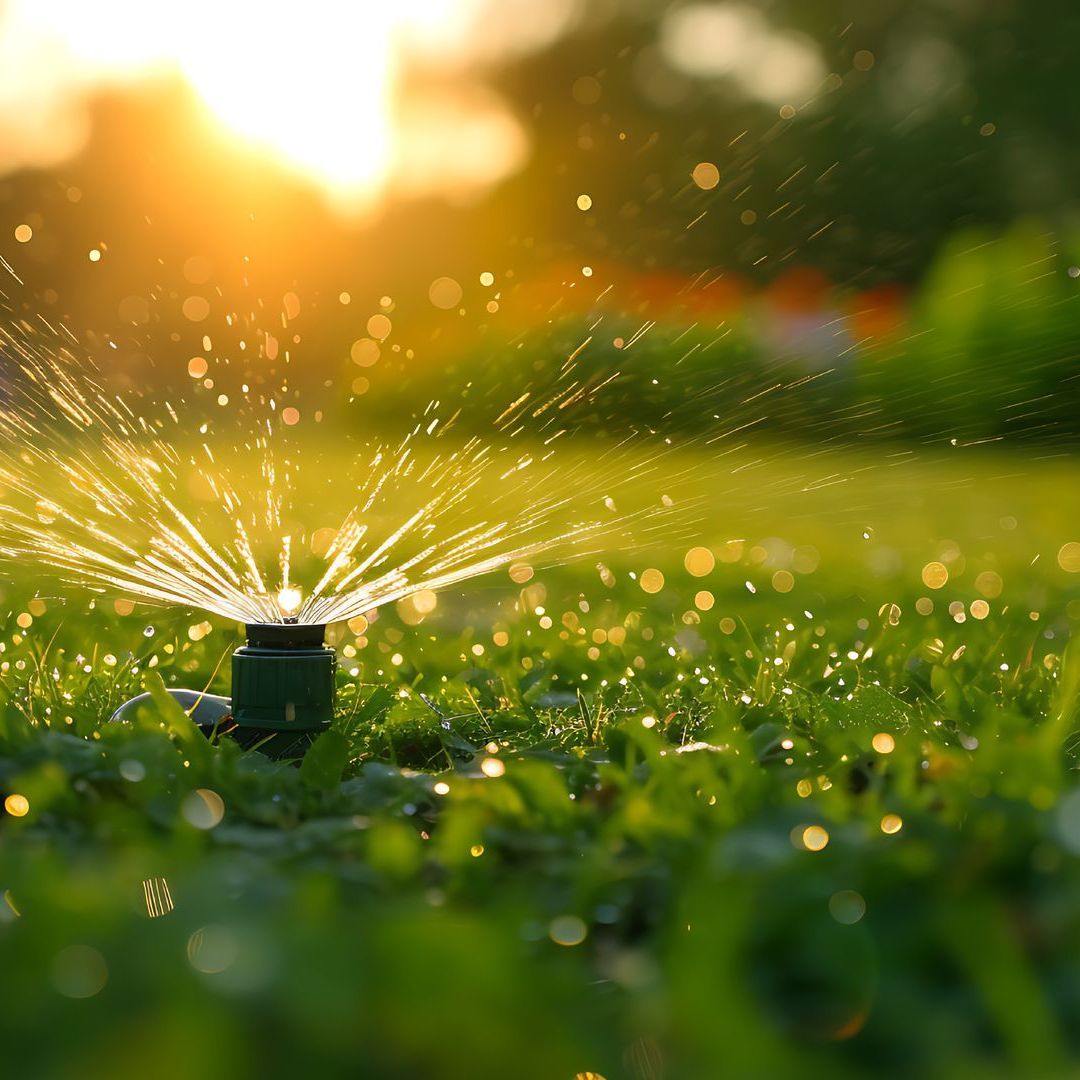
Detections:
[52, 945, 108, 999]
[829, 891, 866, 925]
[871, 733, 895, 754]
[549, 914, 587, 946]
[182, 789, 225, 830]
[640, 568, 664, 593]
[119, 760, 146, 782]
[684, 546, 714, 576]
[921, 561, 949, 589]
[691, 162, 720, 189]
[1058, 543, 1080, 572]
[187, 925, 237, 974]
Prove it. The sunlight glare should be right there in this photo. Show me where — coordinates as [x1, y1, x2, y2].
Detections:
[0, 0, 512, 209]
[177, 3, 399, 203]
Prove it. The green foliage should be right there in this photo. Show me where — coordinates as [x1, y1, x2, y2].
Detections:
[2, 455, 1080, 1077]
[364, 218, 1080, 450]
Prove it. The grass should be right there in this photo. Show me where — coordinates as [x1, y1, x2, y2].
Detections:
[2, 444, 1080, 1078]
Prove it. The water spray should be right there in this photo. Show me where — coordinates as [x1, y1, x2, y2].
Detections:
[1, 315, 692, 762]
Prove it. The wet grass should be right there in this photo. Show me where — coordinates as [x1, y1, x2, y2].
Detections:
[2, 446, 1080, 1078]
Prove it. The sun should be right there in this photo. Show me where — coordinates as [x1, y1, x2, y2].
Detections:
[1, 0, 463, 210]
[172, 3, 405, 208]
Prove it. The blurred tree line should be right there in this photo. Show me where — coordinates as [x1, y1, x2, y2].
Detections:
[0, 0, 1078, 443]
[494, 0, 1080, 286]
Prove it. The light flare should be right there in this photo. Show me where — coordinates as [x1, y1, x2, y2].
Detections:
[276, 586, 304, 620]
[0, 0, 541, 209]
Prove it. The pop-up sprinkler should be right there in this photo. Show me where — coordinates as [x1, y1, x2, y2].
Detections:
[112, 620, 336, 759]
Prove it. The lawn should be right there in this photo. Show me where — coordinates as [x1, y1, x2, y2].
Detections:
[1, 443, 1079, 1079]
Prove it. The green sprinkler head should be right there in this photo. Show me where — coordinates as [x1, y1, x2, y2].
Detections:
[111, 620, 336, 760]
[230, 620, 336, 748]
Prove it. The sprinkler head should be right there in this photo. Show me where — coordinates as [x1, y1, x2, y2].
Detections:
[230, 621, 336, 750]
[110, 621, 336, 761]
